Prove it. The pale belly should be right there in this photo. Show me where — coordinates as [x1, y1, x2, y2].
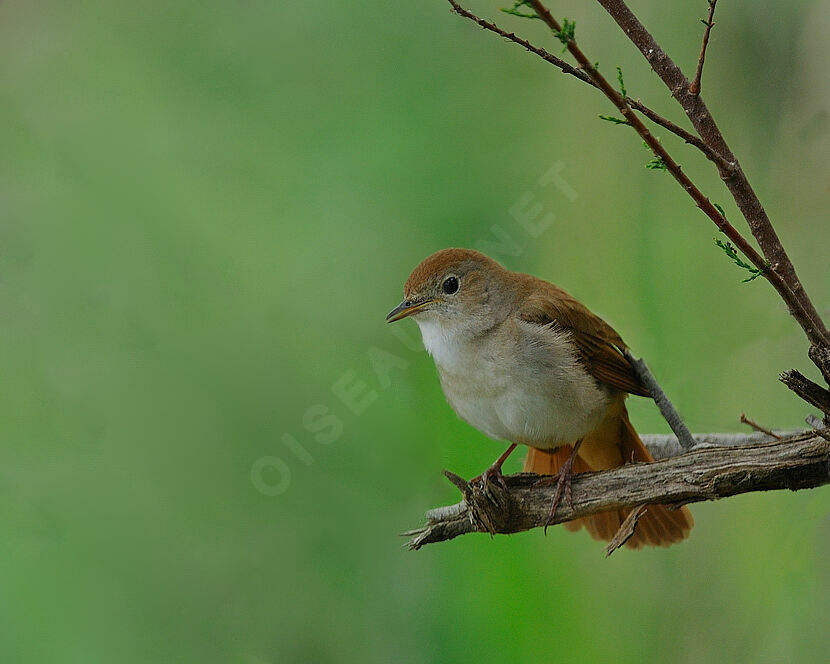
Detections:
[419, 319, 612, 448]
[440, 367, 608, 447]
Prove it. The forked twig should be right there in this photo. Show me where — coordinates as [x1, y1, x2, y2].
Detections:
[689, 0, 718, 95]
[444, 2, 733, 172]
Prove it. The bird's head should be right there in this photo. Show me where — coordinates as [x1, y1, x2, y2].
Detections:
[386, 248, 512, 336]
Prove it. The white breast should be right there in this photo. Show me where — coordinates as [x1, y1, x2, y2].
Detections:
[416, 316, 611, 448]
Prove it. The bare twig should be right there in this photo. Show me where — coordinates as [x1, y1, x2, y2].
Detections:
[446, 3, 592, 85]
[689, 0, 718, 95]
[623, 349, 695, 451]
[740, 412, 782, 440]
[405, 431, 830, 549]
[780, 370, 830, 415]
[593, 0, 830, 350]
[624, 97, 733, 172]
[444, 3, 733, 174]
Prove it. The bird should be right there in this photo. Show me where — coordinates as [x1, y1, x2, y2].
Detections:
[386, 248, 692, 548]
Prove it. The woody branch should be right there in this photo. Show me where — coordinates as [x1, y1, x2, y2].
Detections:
[405, 431, 830, 550]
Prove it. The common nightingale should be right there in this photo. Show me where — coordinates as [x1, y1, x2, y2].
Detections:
[387, 248, 692, 548]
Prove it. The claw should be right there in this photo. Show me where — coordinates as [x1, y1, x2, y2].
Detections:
[470, 443, 518, 491]
[471, 464, 508, 491]
[485, 465, 508, 491]
[543, 472, 570, 534]
[538, 439, 584, 534]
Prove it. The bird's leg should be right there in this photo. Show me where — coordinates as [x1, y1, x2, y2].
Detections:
[470, 443, 518, 490]
[535, 439, 584, 534]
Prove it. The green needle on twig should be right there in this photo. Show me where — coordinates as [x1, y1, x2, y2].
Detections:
[714, 237, 767, 282]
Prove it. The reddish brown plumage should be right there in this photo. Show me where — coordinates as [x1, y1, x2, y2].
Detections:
[516, 278, 651, 397]
[403, 248, 501, 298]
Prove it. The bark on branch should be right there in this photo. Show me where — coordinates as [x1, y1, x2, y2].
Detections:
[404, 431, 829, 550]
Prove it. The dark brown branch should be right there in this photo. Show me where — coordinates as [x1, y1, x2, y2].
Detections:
[624, 97, 733, 172]
[444, 2, 734, 174]
[405, 432, 830, 549]
[594, 0, 830, 350]
[780, 370, 830, 416]
[689, 0, 718, 95]
[446, 3, 592, 85]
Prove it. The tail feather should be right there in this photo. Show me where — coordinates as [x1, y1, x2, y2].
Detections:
[523, 402, 693, 549]
[619, 409, 693, 548]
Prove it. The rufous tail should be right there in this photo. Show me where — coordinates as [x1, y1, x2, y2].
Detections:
[524, 401, 693, 549]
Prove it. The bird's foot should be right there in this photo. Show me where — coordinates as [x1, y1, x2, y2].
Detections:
[470, 443, 518, 491]
[541, 468, 574, 534]
[470, 462, 509, 491]
[533, 442, 582, 534]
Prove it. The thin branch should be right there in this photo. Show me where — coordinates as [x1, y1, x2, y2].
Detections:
[780, 370, 830, 415]
[740, 412, 782, 440]
[623, 349, 695, 451]
[447, 2, 593, 85]
[689, 0, 718, 95]
[593, 0, 830, 350]
[444, 2, 734, 174]
[404, 431, 830, 549]
[624, 97, 733, 172]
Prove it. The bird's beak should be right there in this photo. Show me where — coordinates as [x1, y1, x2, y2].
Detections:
[385, 299, 433, 323]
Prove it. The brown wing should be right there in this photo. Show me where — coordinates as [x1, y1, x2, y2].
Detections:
[517, 278, 650, 397]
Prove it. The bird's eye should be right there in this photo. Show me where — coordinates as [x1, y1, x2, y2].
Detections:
[442, 276, 459, 295]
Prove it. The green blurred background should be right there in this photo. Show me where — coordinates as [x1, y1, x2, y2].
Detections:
[2, 0, 829, 661]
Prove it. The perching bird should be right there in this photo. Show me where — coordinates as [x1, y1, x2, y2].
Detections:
[386, 248, 692, 548]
